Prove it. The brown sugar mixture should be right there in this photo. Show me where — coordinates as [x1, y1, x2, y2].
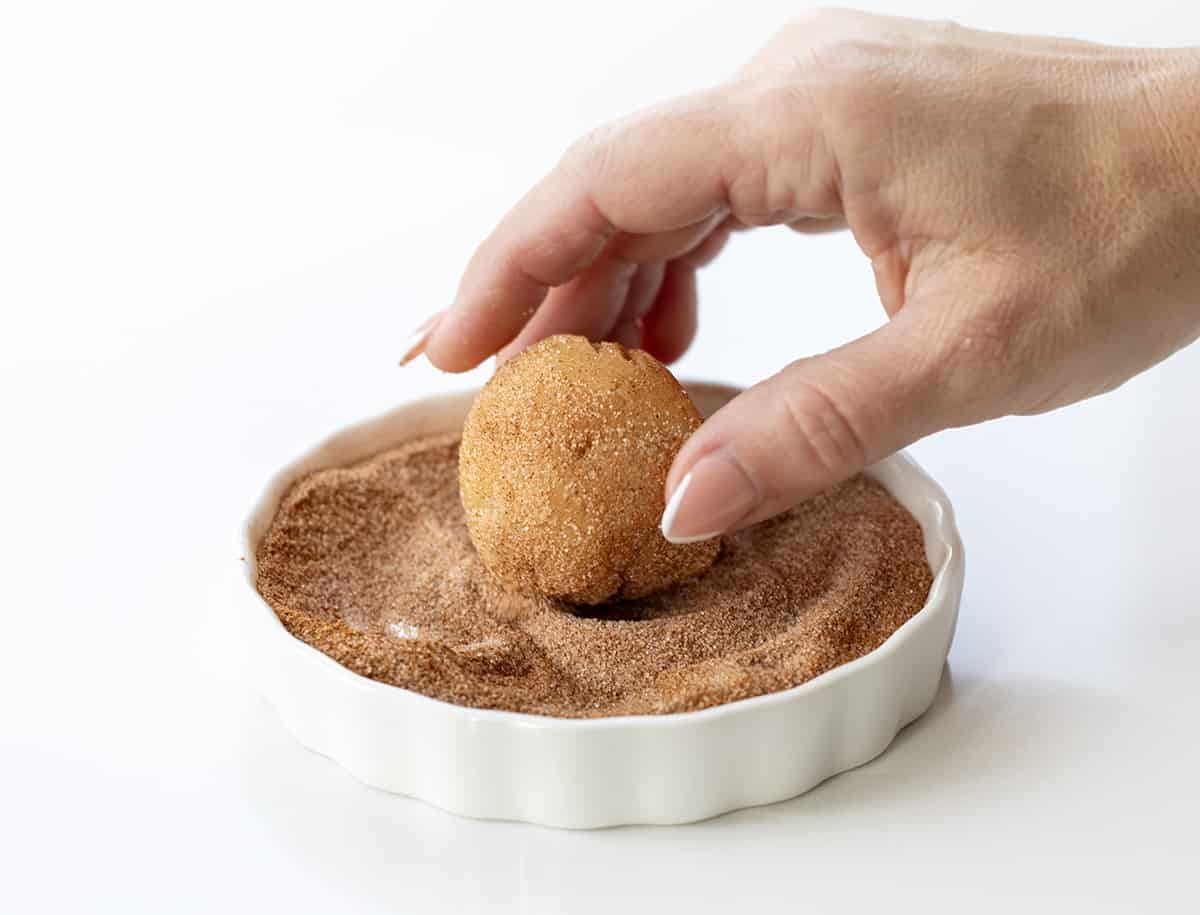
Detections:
[255, 434, 934, 718]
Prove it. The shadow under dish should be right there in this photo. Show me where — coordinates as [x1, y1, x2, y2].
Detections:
[255, 434, 933, 718]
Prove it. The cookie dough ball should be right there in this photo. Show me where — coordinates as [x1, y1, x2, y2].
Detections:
[459, 334, 719, 604]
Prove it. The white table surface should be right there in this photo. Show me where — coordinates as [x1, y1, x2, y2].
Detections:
[4, 2, 1198, 912]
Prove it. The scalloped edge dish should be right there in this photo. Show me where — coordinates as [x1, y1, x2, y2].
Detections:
[237, 383, 964, 828]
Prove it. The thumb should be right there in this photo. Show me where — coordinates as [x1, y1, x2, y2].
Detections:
[660, 316, 948, 543]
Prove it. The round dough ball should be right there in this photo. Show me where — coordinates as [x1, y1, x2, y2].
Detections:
[459, 334, 719, 604]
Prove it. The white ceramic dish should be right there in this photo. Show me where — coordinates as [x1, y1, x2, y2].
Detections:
[238, 384, 964, 829]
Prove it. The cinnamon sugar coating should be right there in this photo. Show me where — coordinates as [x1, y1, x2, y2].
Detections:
[458, 335, 718, 604]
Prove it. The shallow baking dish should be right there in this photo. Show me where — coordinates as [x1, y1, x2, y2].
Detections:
[238, 384, 964, 829]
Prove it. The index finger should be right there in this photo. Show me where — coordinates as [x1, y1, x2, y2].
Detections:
[425, 90, 739, 372]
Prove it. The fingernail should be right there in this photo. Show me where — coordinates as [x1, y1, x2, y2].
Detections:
[660, 451, 759, 544]
[398, 311, 445, 367]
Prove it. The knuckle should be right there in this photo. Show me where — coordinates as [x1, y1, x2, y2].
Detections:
[564, 122, 619, 179]
[725, 78, 813, 222]
[724, 69, 843, 223]
[782, 6, 855, 36]
[778, 377, 869, 477]
[745, 71, 819, 122]
[804, 39, 891, 118]
[751, 45, 883, 158]
[925, 18, 964, 39]
[756, 8, 883, 89]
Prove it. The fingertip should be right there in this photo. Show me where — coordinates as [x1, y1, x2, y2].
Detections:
[646, 334, 694, 366]
[610, 318, 644, 350]
[424, 312, 490, 373]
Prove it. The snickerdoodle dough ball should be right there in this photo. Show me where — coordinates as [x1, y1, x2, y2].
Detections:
[459, 334, 719, 604]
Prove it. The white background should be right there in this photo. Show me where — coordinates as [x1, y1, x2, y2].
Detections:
[3, 1, 1198, 912]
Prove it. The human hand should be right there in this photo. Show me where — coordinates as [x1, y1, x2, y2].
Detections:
[417, 9, 1200, 543]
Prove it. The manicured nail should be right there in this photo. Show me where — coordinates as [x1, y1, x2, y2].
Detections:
[660, 452, 758, 544]
[398, 311, 445, 367]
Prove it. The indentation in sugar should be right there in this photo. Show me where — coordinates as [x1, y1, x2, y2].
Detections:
[388, 620, 420, 640]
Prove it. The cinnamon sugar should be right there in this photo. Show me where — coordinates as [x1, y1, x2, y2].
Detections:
[255, 434, 933, 718]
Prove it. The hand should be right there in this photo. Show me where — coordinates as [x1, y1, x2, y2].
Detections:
[419, 8, 1200, 543]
